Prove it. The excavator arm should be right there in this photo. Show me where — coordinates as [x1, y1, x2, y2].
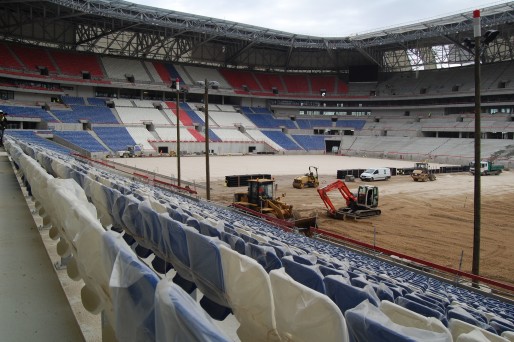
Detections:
[317, 180, 357, 215]
[317, 180, 380, 219]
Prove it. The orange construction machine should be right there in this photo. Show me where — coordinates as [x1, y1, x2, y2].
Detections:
[317, 180, 381, 219]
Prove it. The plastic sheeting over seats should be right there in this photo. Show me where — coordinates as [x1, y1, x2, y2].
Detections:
[269, 268, 349, 342]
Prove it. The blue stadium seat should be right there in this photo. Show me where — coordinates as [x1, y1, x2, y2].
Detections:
[158, 213, 197, 293]
[183, 226, 232, 320]
[282, 255, 326, 293]
[324, 275, 380, 315]
[155, 280, 231, 342]
[245, 242, 282, 273]
[396, 297, 448, 327]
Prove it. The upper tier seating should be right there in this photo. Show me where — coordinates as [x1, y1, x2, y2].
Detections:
[10, 45, 57, 73]
[143, 61, 163, 83]
[101, 56, 151, 82]
[151, 62, 172, 84]
[254, 73, 286, 93]
[0, 43, 23, 70]
[310, 75, 336, 94]
[219, 69, 261, 91]
[50, 50, 104, 78]
[282, 74, 310, 93]
[184, 66, 231, 89]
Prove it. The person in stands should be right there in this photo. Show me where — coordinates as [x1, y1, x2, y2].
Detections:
[0, 110, 8, 146]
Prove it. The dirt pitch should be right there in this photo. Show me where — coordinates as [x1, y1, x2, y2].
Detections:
[115, 154, 514, 285]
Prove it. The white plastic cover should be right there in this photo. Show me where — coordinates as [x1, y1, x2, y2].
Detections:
[380, 300, 452, 341]
[449, 319, 509, 342]
[86, 178, 113, 227]
[502, 331, 514, 342]
[108, 240, 159, 342]
[457, 329, 498, 342]
[269, 268, 349, 342]
[346, 300, 454, 342]
[219, 244, 280, 341]
[155, 277, 231, 342]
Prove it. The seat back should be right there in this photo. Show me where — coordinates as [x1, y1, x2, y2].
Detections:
[270, 268, 349, 342]
[282, 255, 325, 293]
[104, 231, 160, 342]
[219, 245, 280, 341]
[155, 279, 231, 342]
[380, 300, 452, 341]
[245, 243, 282, 273]
[449, 319, 509, 342]
[184, 226, 232, 320]
[346, 300, 451, 342]
[324, 275, 379, 315]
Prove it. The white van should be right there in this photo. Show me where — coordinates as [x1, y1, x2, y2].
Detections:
[360, 167, 391, 181]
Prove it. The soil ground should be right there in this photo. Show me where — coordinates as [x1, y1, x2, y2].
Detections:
[115, 155, 514, 286]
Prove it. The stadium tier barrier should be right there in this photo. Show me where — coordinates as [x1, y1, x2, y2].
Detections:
[5, 136, 514, 341]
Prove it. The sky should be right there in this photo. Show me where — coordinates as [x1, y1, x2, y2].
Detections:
[128, 0, 512, 37]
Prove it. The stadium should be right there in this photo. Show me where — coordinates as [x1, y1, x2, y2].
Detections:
[1, 0, 514, 341]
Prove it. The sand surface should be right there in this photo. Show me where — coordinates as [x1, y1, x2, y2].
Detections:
[114, 155, 514, 285]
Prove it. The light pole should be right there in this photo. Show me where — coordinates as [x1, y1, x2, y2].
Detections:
[204, 78, 211, 200]
[465, 11, 499, 283]
[174, 78, 181, 187]
[472, 9, 481, 282]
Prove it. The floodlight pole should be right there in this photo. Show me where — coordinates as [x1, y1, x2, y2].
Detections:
[204, 78, 211, 200]
[175, 78, 181, 187]
[472, 10, 481, 283]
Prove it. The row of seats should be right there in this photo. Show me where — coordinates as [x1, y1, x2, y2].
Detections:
[7, 140, 232, 342]
[6, 136, 514, 341]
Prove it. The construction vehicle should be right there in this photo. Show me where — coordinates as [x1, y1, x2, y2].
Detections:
[293, 166, 319, 188]
[233, 178, 317, 230]
[469, 161, 504, 175]
[317, 180, 381, 219]
[411, 162, 437, 182]
[117, 144, 143, 158]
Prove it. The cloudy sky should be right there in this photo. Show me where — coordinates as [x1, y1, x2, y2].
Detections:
[128, 0, 511, 36]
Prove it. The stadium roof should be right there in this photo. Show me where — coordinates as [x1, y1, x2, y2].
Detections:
[1, 0, 514, 71]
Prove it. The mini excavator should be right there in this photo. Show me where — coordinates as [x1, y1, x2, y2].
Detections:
[317, 180, 381, 219]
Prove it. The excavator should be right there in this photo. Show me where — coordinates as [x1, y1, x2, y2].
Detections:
[317, 180, 381, 219]
[233, 178, 317, 231]
[293, 166, 319, 189]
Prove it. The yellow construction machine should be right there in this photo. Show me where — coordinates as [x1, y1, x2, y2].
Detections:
[233, 178, 317, 231]
[411, 162, 437, 182]
[293, 166, 319, 189]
